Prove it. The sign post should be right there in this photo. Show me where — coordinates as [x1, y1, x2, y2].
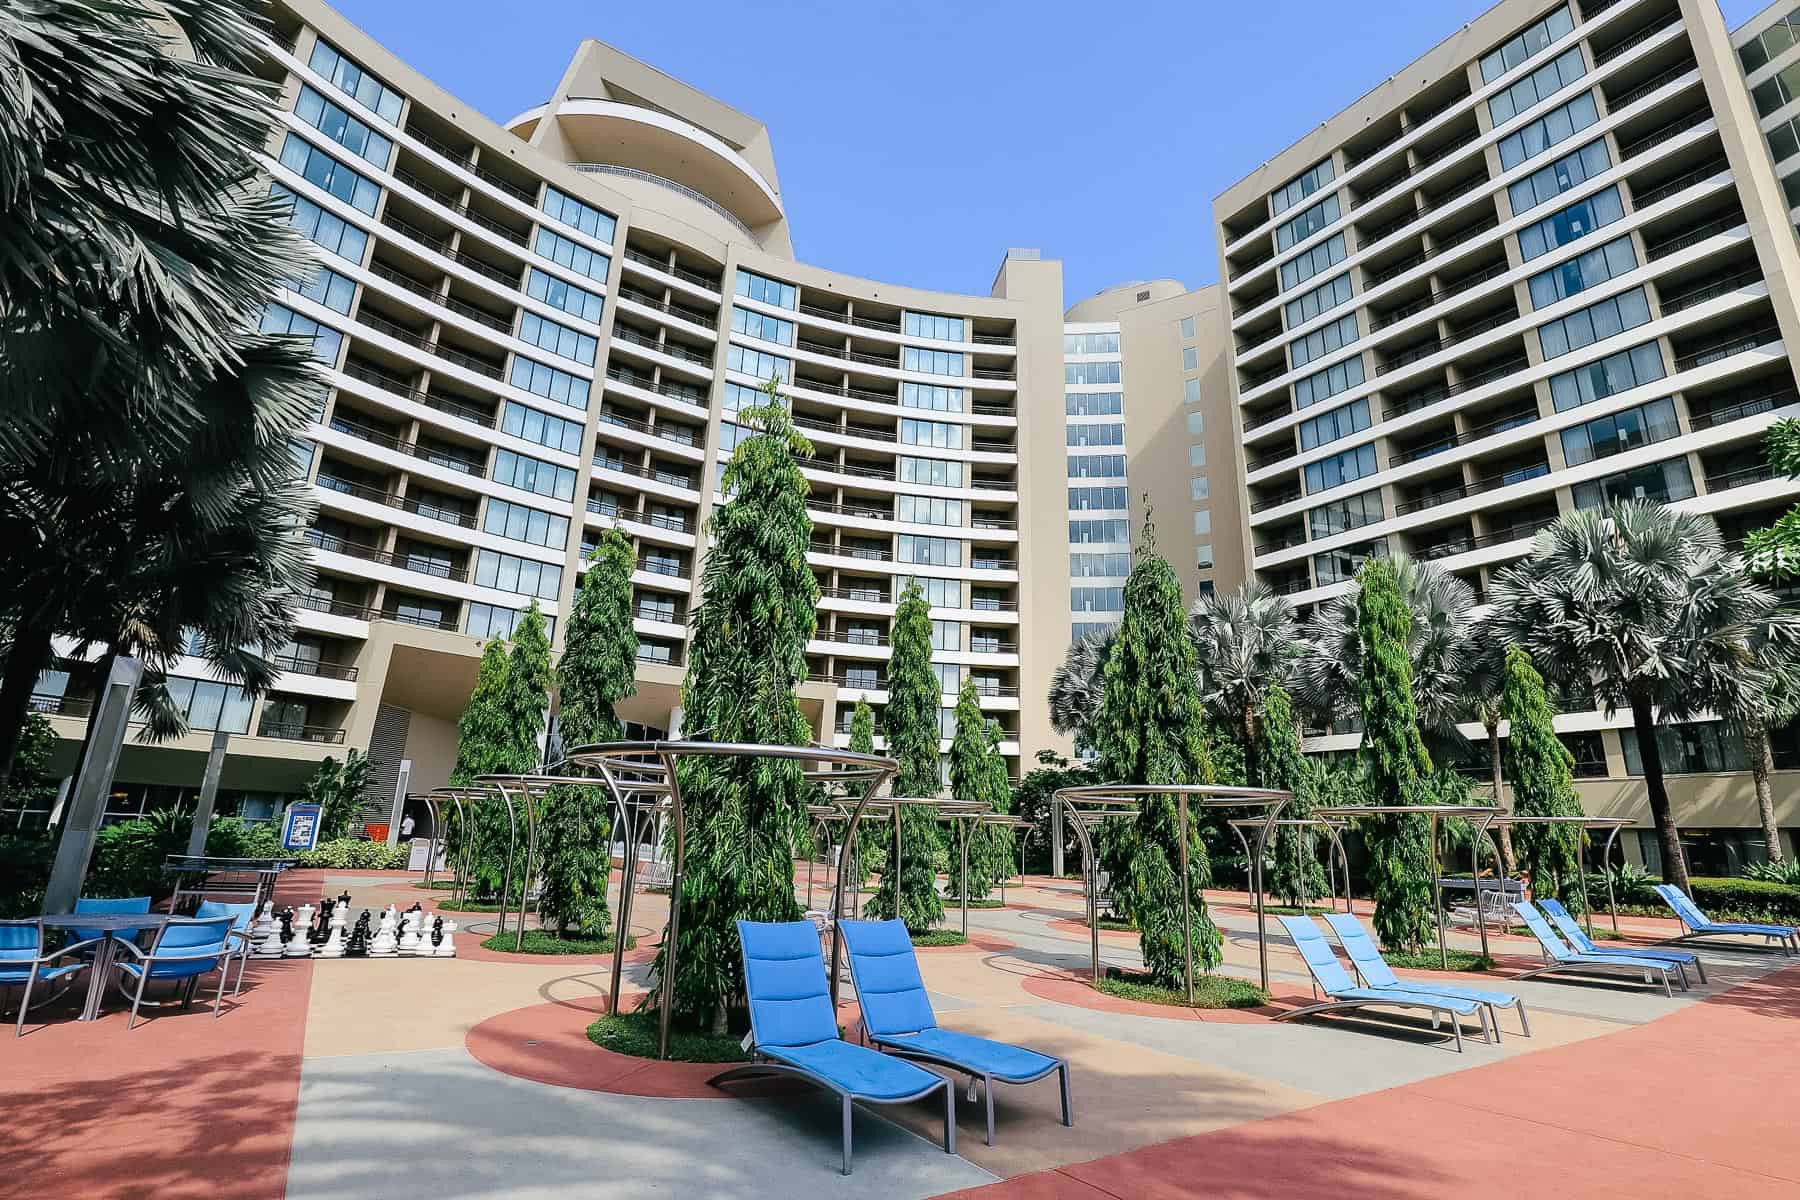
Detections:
[280, 802, 324, 854]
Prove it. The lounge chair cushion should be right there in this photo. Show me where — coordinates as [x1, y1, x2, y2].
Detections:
[877, 1028, 1059, 1081]
[739, 921, 839, 1049]
[1555, 951, 1683, 972]
[1537, 899, 1698, 965]
[1384, 980, 1519, 1007]
[1690, 920, 1793, 937]
[1331, 984, 1480, 1015]
[1655, 885, 1794, 938]
[1320, 912, 1519, 1008]
[762, 1039, 943, 1101]
[839, 919, 937, 1037]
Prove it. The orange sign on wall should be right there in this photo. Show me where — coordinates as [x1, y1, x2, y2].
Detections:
[365, 823, 391, 844]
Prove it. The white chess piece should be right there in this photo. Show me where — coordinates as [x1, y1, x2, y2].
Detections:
[318, 904, 347, 958]
[254, 912, 287, 958]
[433, 916, 457, 958]
[284, 904, 315, 957]
[399, 907, 423, 955]
[371, 906, 399, 957]
[250, 901, 276, 939]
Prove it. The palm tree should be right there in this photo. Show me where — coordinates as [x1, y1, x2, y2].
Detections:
[1721, 615, 1800, 866]
[1188, 582, 1300, 777]
[1492, 503, 1800, 891]
[1048, 624, 1117, 747]
[0, 0, 317, 784]
[1295, 554, 1481, 753]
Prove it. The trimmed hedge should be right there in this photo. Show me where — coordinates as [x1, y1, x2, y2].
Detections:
[292, 838, 411, 870]
[1680, 877, 1800, 924]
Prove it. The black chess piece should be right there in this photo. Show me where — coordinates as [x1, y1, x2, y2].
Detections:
[313, 898, 335, 944]
[278, 908, 294, 945]
[346, 911, 373, 958]
[430, 916, 444, 949]
[338, 889, 352, 911]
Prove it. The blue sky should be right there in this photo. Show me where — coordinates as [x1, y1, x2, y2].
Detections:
[334, 0, 1769, 308]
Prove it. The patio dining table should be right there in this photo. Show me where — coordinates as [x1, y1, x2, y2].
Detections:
[39, 912, 177, 1021]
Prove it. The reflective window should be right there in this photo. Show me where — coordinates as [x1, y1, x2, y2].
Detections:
[1572, 457, 1696, 509]
[1314, 539, 1388, 586]
[904, 311, 965, 341]
[1280, 233, 1347, 291]
[1517, 185, 1625, 261]
[1276, 194, 1340, 252]
[1064, 331, 1121, 354]
[277, 134, 380, 214]
[1496, 91, 1600, 171]
[292, 264, 355, 314]
[903, 347, 965, 377]
[727, 344, 791, 383]
[901, 418, 964, 449]
[1536, 286, 1651, 359]
[1548, 340, 1666, 411]
[1298, 398, 1370, 451]
[271, 183, 368, 264]
[1069, 519, 1131, 543]
[533, 228, 610, 285]
[467, 602, 555, 642]
[900, 456, 964, 487]
[1071, 551, 1131, 576]
[1067, 453, 1126, 478]
[1065, 391, 1121, 416]
[294, 85, 393, 168]
[1480, 5, 1574, 83]
[518, 312, 597, 365]
[1560, 397, 1679, 466]
[508, 356, 589, 409]
[1527, 236, 1637, 310]
[903, 382, 965, 412]
[474, 549, 562, 600]
[1740, 9, 1800, 73]
[308, 38, 405, 124]
[898, 535, 963, 566]
[1508, 139, 1610, 217]
[500, 401, 583, 454]
[1289, 313, 1358, 370]
[259, 303, 342, 366]
[1488, 46, 1585, 127]
[1071, 587, 1124, 613]
[1293, 354, 1365, 410]
[1066, 423, 1124, 447]
[541, 187, 616, 244]
[493, 448, 576, 501]
[1270, 157, 1335, 216]
[1751, 59, 1800, 116]
[735, 269, 797, 309]
[525, 268, 604, 323]
[1068, 486, 1128, 510]
[1309, 489, 1384, 539]
[899, 495, 965, 527]
[1065, 361, 1122, 384]
[1285, 273, 1354, 328]
[165, 677, 253, 734]
[483, 498, 570, 549]
[1303, 442, 1378, 493]
[731, 306, 795, 346]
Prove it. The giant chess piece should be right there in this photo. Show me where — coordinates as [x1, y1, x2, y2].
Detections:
[317, 901, 348, 958]
[312, 897, 335, 945]
[250, 901, 276, 940]
[432, 916, 456, 958]
[345, 911, 372, 958]
[256, 909, 290, 958]
[429, 915, 445, 955]
[399, 904, 425, 955]
[370, 906, 399, 957]
[284, 903, 315, 957]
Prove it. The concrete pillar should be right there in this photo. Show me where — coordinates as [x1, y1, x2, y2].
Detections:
[43, 656, 144, 914]
[184, 729, 233, 856]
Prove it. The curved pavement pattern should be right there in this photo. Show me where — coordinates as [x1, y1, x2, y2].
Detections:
[2, 871, 1795, 1199]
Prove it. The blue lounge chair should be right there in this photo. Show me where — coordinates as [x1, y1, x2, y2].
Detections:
[1537, 897, 1706, 984]
[110, 916, 235, 1028]
[196, 900, 259, 995]
[1275, 915, 1488, 1051]
[70, 896, 151, 948]
[1654, 884, 1797, 956]
[1321, 911, 1530, 1039]
[841, 918, 1070, 1146]
[710, 920, 955, 1175]
[1511, 902, 1684, 996]
[0, 919, 99, 1037]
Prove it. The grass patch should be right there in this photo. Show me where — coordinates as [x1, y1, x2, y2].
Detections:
[941, 897, 1005, 908]
[585, 1009, 748, 1064]
[412, 880, 459, 891]
[433, 900, 511, 913]
[911, 930, 968, 947]
[1096, 967, 1269, 1009]
[480, 929, 635, 955]
[1382, 948, 1495, 972]
[1095, 917, 1135, 932]
[1261, 904, 1335, 917]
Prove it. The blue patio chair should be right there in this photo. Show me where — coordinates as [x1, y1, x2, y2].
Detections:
[110, 916, 234, 1028]
[196, 900, 259, 995]
[71, 896, 151, 948]
[1536, 897, 1706, 984]
[841, 918, 1070, 1146]
[709, 920, 955, 1175]
[1274, 915, 1488, 1051]
[1511, 902, 1684, 996]
[1321, 911, 1530, 1038]
[1654, 884, 1797, 956]
[0, 919, 99, 1037]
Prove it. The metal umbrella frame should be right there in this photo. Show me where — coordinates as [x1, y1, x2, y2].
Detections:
[404, 793, 445, 890]
[1226, 816, 1354, 919]
[980, 814, 1032, 906]
[1325, 804, 1501, 971]
[804, 802, 847, 912]
[429, 785, 513, 909]
[1466, 814, 1632, 958]
[477, 774, 621, 952]
[1052, 784, 1291, 999]
[561, 740, 898, 1060]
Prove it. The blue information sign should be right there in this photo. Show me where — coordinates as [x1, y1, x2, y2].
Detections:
[281, 802, 323, 852]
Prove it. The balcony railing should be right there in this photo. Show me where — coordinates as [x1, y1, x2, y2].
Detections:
[1594, 17, 1682, 68]
[1618, 109, 1712, 163]
[571, 162, 748, 238]
[340, 361, 493, 429]
[306, 529, 469, 583]
[819, 586, 891, 604]
[315, 474, 479, 528]
[1393, 462, 1550, 516]
[1391, 408, 1537, 465]
[810, 538, 892, 562]
[635, 555, 686, 578]
[1632, 158, 1730, 212]
[1368, 262, 1511, 331]
[366, 260, 514, 335]
[390, 165, 531, 248]
[257, 722, 347, 744]
[1375, 311, 1514, 375]
[1706, 462, 1779, 492]
[1645, 215, 1743, 262]
[328, 415, 487, 477]
[357, 310, 505, 380]
[1674, 327, 1781, 373]
[587, 499, 692, 532]
[604, 367, 707, 408]
[1250, 486, 1304, 515]
[1658, 268, 1763, 318]
[298, 594, 380, 621]
[405, 125, 538, 204]
[796, 302, 899, 334]
[272, 655, 360, 682]
[379, 213, 519, 288]
[796, 455, 897, 483]
[1687, 389, 1798, 432]
[610, 324, 713, 366]
[621, 247, 721, 292]
[1363, 214, 1500, 287]
[598, 407, 699, 446]
[616, 287, 718, 330]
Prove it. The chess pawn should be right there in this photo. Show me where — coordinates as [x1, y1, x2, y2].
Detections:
[284, 904, 315, 957]
[370, 907, 399, 957]
[433, 916, 456, 958]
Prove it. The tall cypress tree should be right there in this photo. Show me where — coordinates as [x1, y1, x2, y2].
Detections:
[1355, 558, 1437, 953]
[450, 637, 519, 898]
[946, 679, 1005, 900]
[846, 698, 883, 884]
[651, 380, 817, 1031]
[539, 532, 636, 938]
[1500, 647, 1586, 910]
[1089, 522, 1221, 982]
[866, 581, 945, 932]
[969, 723, 1016, 899]
[1255, 685, 1326, 907]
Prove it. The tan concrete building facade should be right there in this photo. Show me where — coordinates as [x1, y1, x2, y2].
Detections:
[1214, 0, 1800, 872]
[31, 0, 1076, 826]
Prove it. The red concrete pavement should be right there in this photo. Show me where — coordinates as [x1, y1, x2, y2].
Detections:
[937, 962, 1800, 1199]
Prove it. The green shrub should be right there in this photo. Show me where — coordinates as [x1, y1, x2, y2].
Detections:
[1586, 861, 1658, 909]
[1685, 877, 1800, 923]
[292, 838, 411, 870]
[0, 828, 55, 917]
[1745, 858, 1800, 886]
[84, 812, 291, 901]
